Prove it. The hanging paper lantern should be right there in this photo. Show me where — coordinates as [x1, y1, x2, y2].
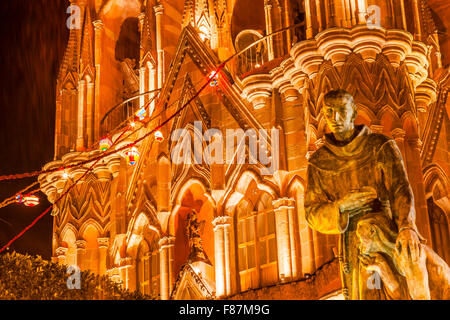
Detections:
[209, 71, 218, 87]
[99, 137, 113, 151]
[23, 195, 39, 207]
[154, 130, 164, 142]
[135, 107, 147, 120]
[15, 194, 24, 204]
[125, 147, 140, 165]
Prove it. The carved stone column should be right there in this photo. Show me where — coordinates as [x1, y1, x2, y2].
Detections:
[148, 62, 157, 114]
[93, 19, 104, 139]
[391, 128, 407, 161]
[273, 197, 299, 281]
[412, 0, 422, 40]
[75, 240, 86, 270]
[280, 85, 307, 173]
[86, 82, 94, 147]
[139, 66, 146, 108]
[282, 0, 292, 49]
[315, 0, 323, 31]
[264, 1, 274, 60]
[304, 0, 313, 39]
[399, 0, 407, 30]
[54, 96, 63, 159]
[159, 236, 175, 300]
[406, 138, 433, 243]
[98, 238, 109, 276]
[76, 79, 86, 151]
[296, 192, 316, 275]
[138, 12, 146, 59]
[212, 216, 232, 297]
[355, 0, 366, 24]
[119, 257, 136, 291]
[154, 4, 165, 89]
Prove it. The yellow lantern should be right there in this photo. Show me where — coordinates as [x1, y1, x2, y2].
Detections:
[23, 195, 39, 207]
[99, 137, 113, 151]
[125, 146, 140, 165]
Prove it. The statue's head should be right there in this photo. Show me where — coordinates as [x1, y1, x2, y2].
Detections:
[356, 213, 397, 255]
[323, 89, 357, 137]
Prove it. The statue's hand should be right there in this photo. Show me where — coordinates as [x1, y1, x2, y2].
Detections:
[337, 187, 378, 214]
[359, 252, 387, 274]
[396, 229, 420, 262]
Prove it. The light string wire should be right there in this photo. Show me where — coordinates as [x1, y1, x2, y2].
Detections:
[0, 23, 301, 253]
[0, 22, 300, 183]
[0, 93, 161, 209]
[0, 181, 40, 209]
[0, 64, 214, 209]
[0, 127, 130, 254]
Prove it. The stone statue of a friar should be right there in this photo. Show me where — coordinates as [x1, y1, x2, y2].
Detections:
[304, 89, 426, 299]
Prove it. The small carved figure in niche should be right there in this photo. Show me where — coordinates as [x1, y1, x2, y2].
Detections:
[186, 209, 211, 265]
[357, 213, 450, 300]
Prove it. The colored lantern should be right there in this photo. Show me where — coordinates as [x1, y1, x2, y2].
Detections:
[125, 147, 140, 165]
[99, 137, 113, 151]
[209, 71, 218, 87]
[23, 195, 39, 207]
[15, 194, 24, 203]
[154, 130, 164, 142]
[135, 107, 147, 120]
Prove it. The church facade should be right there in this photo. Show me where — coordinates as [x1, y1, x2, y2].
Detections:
[39, 0, 450, 299]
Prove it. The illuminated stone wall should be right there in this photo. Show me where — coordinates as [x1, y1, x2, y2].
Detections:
[40, 0, 450, 300]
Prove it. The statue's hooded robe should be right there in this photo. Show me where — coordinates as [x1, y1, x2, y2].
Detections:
[304, 125, 420, 300]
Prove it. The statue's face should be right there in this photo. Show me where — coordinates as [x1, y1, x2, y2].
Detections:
[323, 97, 356, 135]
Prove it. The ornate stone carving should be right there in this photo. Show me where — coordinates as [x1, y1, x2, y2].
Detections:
[158, 236, 176, 249]
[186, 209, 211, 265]
[272, 197, 295, 210]
[97, 238, 109, 249]
[75, 240, 86, 250]
[55, 247, 68, 257]
[212, 215, 232, 228]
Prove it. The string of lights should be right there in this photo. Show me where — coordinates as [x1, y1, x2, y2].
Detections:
[0, 68, 212, 210]
[0, 69, 212, 183]
[0, 126, 130, 254]
[0, 67, 217, 253]
[0, 181, 40, 209]
[0, 23, 302, 253]
[0, 94, 159, 210]
[0, 23, 300, 183]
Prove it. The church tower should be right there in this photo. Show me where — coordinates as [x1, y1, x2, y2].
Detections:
[40, 0, 450, 300]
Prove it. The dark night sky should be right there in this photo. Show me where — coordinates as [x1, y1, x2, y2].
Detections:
[0, 0, 70, 259]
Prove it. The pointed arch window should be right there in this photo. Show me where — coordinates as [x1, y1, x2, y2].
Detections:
[236, 192, 278, 292]
[237, 200, 257, 291]
[137, 239, 161, 297]
[427, 197, 450, 264]
[137, 241, 150, 294]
